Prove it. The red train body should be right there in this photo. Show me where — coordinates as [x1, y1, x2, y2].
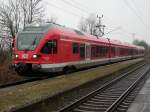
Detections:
[12, 23, 145, 75]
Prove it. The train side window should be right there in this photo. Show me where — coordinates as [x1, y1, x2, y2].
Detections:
[91, 46, 96, 58]
[102, 46, 106, 57]
[105, 46, 109, 56]
[72, 43, 79, 54]
[111, 47, 115, 55]
[96, 46, 99, 57]
[102, 46, 107, 57]
[95, 45, 106, 58]
[41, 40, 57, 54]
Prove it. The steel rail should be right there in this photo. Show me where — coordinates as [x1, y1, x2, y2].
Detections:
[0, 77, 43, 89]
[59, 62, 148, 112]
[105, 65, 150, 112]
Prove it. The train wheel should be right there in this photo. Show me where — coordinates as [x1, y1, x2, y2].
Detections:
[63, 66, 72, 74]
[15, 63, 29, 76]
[63, 66, 77, 74]
[71, 66, 76, 72]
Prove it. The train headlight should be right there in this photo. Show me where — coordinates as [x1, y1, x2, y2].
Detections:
[15, 54, 19, 58]
[33, 54, 38, 58]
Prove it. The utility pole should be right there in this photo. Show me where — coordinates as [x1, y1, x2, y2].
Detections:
[96, 14, 106, 37]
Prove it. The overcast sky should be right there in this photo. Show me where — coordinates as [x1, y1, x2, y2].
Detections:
[42, 0, 150, 44]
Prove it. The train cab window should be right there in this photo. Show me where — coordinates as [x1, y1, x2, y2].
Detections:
[41, 40, 57, 54]
[72, 43, 79, 54]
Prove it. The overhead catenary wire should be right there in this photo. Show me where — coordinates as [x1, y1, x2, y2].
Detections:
[131, 0, 144, 17]
[44, 1, 79, 17]
[130, 0, 150, 30]
[105, 27, 146, 41]
[62, 0, 117, 25]
[61, 0, 91, 15]
[44, 0, 147, 40]
[44, 1, 87, 19]
[104, 27, 122, 35]
[63, 0, 141, 38]
[46, 0, 124, 30]
[123, 0, 150, 32]
[60, 0, 123, 36]
[68, 0, 93, 13]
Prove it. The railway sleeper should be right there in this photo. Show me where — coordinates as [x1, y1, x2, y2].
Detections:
[87, 100, 113, 104]
[77, 105, 107, 111]
[73, 108, 99, 112]
[83, 102, 111, 107]
[94, 95, 118, 100]
[90, 97, 115, 102]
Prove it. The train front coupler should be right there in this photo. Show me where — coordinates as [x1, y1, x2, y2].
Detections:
[14, 63, 31, 75]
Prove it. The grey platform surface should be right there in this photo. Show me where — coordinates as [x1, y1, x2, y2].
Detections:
[127, 77, 150, 112]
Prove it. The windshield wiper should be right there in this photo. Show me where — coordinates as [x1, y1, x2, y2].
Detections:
[24, 36, 38, 52]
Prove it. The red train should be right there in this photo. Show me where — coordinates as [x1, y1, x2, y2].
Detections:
[12, 23, 145, 75]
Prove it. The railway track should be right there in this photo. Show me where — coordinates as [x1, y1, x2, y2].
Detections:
[0, 77, 44, 89]
[59, 61, 150, 112]
[1, 59, 143, 90]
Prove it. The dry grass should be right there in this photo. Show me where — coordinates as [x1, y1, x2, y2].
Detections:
[0, 60, 23, 84]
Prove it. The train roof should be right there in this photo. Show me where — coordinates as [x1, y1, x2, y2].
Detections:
[22, 22, 145, 50]
[22, 22, 109, 44]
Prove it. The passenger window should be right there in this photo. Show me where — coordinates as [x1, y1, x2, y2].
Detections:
[111, 47, 115, 56]
[72, 43, 79, 54]
[41, 40, 57, 54]
[91, 46, 96, 58]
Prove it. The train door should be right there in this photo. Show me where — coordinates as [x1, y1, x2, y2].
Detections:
[80, 44, 85, 60]
[40, 39, 57, 62]
[86, 44, 91, 61]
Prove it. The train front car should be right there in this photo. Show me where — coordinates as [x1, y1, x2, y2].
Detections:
[13, 22, 145, 76]
[13, 23, 59, 75]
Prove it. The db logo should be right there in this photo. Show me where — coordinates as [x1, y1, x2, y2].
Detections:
[22, 54, 28, 59]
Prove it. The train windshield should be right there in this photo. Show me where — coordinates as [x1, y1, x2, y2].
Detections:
[17, 33, 43, 50]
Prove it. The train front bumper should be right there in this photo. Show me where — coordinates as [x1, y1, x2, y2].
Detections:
[12, 63, 64, 73]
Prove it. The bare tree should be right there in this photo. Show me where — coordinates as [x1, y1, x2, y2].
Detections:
[78, 17, 87, 32]
[133, 39, 150, 53]
[47, 16, 58, 23]
[0, 0, 44, 37]
[21, 0, 44, 28]
[0, 0, 45, 58]
[0, 0, 22, 59]
[0, 0, 21, 38]
[78, 14, 97, 36]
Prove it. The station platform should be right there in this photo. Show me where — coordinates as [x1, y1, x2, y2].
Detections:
[0, 59, 143, 112]
[127, 75, 150, 112]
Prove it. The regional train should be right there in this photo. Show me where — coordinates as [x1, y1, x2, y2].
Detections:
[12, 23, 145, 75]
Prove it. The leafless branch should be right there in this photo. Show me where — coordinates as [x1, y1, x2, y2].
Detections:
[78, 14, 97, 35]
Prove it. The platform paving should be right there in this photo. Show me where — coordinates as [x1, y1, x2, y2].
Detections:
[127, 74, 150, 112]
